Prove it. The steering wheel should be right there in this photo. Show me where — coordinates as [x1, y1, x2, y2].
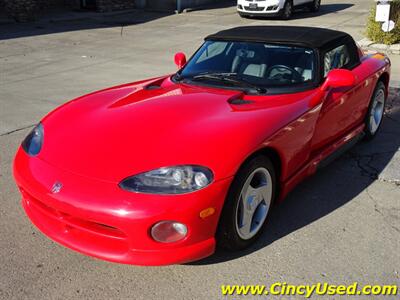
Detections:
[266, 65, 303, 83]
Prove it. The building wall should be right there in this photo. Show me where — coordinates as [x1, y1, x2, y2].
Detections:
[96, 0, 135, 12]
[3, 0, 40, 21]
[145, 0, 223, 11]
[181, 0, 220, 9]
[3, 0, 226, 22]
[3, 0, 135, 21]
[40, 0, 66, 8]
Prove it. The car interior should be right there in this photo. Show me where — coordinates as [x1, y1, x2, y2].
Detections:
[232, 44, 315, 84]
[185, 41, 315, 86]
[323, 45, 350, 77]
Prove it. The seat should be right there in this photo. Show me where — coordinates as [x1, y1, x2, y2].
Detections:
[231, 48, 267, 78]
[241, 63, 267, 77]
[294, 67, 312, 81]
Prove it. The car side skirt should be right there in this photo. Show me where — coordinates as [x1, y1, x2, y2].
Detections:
[278, 123, 366, 201]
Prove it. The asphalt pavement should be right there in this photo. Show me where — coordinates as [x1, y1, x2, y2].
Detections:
[0, 0, 399, 299]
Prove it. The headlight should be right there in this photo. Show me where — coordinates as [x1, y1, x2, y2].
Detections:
[119, 165, 213, 194]
[21, 123, 44, 156]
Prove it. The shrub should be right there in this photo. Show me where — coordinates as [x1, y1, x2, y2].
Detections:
[366, 0, 400, 45]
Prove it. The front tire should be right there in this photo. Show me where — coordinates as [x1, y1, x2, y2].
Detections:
[308, 0, 321, 12]
[364, 81, 386, 140]
[281, 0, 293, 19]
[217, 156, 276, 251]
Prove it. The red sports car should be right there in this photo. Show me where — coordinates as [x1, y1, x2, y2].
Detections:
[14, 26, 391, 266]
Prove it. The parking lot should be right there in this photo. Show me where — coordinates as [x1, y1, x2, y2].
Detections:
[0, 0, 399, 299]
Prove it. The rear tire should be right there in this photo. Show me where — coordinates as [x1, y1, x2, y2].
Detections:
[217, 156, 276, 251]
[281, 0, 293, 19]
[364, 81, 386, 140]
[308, 0, 321, 12]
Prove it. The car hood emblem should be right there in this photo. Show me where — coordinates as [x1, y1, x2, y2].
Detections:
[51, 182, 63, 194]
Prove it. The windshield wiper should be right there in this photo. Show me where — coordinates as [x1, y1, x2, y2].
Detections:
[173, 71, 184, 81]
[190, 72, 267, 94]
[193, 72, 238, 77]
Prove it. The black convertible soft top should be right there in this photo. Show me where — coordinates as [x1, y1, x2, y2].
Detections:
[205, 26, 352, 49]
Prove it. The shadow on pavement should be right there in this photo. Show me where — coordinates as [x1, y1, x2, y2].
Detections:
[0, 2, 354, 40]
[182, 0, 235, 12]
[291, 3, 355, 20]
[0, 9, 171, 40]
[190, 87, 400, 265]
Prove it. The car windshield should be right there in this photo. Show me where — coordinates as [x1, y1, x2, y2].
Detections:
[177, 40, 315, 91]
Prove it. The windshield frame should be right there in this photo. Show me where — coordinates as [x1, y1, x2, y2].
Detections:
[172, 39, 320, 95]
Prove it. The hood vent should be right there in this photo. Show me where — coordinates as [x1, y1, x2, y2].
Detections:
[228, 98, 253, 105]
[144, 77, 168, 90]
[144, 84, 161, 90]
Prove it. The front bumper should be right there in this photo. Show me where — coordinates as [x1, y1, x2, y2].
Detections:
[237, 0, 282, 15]
[13, 148, 233, 265]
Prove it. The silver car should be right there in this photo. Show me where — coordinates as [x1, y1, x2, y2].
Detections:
[237, 0, 321, 19]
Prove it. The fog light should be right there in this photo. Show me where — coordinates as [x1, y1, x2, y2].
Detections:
[151, 221, 188, 243]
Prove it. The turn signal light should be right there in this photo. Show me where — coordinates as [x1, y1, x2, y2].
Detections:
[200, 207, 215, 219]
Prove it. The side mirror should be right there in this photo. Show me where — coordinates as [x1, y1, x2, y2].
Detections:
[174, 52, 187, 69]
[321, 69, 356, 91]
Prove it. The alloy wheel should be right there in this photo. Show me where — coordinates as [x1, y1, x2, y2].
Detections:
[235, 167, 272, 240]
[314, 0, 320, 10]
[369, 88, 385, 135]
[283, 1, 293, 19]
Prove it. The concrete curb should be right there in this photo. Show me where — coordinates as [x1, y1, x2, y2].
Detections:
[390, 80, 400, 89]
[358, 38, 400, 55]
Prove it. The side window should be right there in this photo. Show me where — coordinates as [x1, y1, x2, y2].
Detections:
[197, 42, 228, 63]
[324, 45, 350, 77]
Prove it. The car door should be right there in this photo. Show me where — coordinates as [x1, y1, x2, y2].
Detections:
[311, 41, 366, 152]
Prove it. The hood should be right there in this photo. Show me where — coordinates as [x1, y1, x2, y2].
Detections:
[39, 77, 315, 182]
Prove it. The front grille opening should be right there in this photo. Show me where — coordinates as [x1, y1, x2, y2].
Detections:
[97, 223, 117, 230]
[244, 6, 265, 11]
[21, 188, 126, 240]
[92, 222, 126, 239]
